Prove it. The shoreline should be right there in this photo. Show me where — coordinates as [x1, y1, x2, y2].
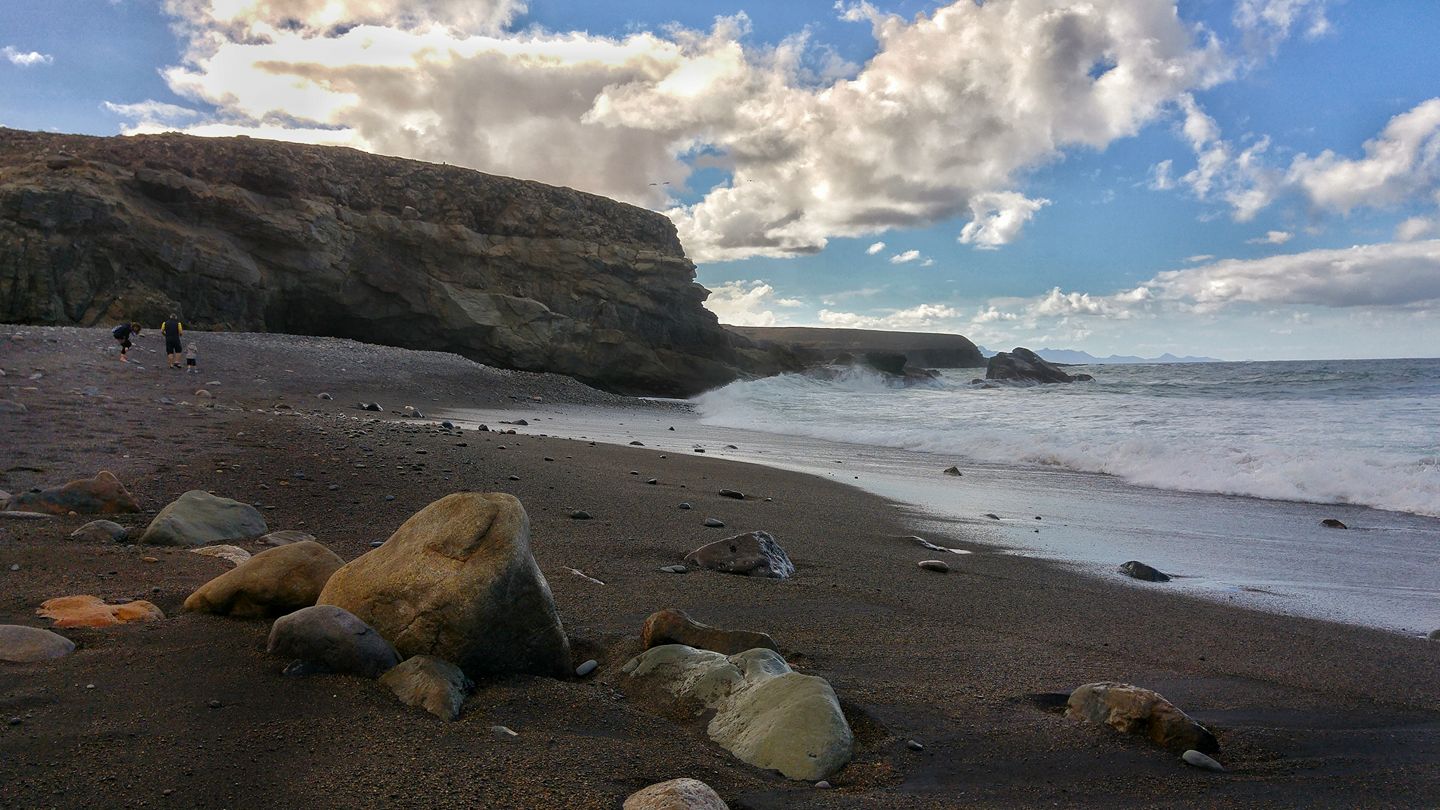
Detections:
[6, 326, 1440, 807]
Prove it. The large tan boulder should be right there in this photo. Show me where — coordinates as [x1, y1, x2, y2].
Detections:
[8, 471, 139, 515]
[1066, 682, 1218, 753]
[184, 540, 343, 618]
[624, 778, 729, 810]
[318, 492, 571, 678]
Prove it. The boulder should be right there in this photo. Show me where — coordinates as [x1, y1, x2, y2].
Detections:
[0, 624, 75, 662]
[266, 604, 399, 678]
[184, 540, 344, 618]
[623, 645, 853, 781]
[379, 655, 474, 720]
[37, 595, 164, 628]
[68, 519, 128, 543]
[684, 531, 795, 579]
[190, 544, 252, 566]
[1066, 682, 1218, 754]
[986, 347, 1080, 384]
[624, 778, 729, 810]
[318, 492, 571, 679]
[1119, 560, 1170, 582]
[258, 530, 316, 547]
[138, 490, 267, 546]
[1320, 518, 1347, 529]
[641, 608, 778, 656]
[7, 471, 139, 515]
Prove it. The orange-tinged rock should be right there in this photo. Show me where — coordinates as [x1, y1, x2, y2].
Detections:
[37, 595, 164, 628]
[641, 608, 777, 656]
[8, 471, 140, 516]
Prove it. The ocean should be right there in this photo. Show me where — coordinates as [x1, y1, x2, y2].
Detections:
[441, 357, 1440, 635]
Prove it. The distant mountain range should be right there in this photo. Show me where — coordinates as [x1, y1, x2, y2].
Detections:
[978, 347, 1222, 364]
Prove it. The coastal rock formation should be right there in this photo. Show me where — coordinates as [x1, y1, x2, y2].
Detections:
[139, 490, 268, 546]
[684, 531, 795, 579]
[6, 471, 139, 516]
[318, 492, 571, 679]
[624, 778, 729, 810]
[266, 604, 399, 678]
[640, 608, 778, 656]
[0, 128, 760, 396]
[1066, 682, 1218, 753]
[0, 624, 75, 662]
[623, 644, 853, 781]
[727, 326, 984, 368]
[184, 540, 344, 618]
[380, 655, 474, 721]
[37, 595, 164, 628]
[986, 347, 1091, 384]
[68, 519, 128, 543]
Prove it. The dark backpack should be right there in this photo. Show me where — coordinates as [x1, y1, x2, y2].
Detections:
[112, 324, 128, 339]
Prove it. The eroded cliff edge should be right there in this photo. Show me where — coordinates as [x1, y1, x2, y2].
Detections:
[0, 129, 751, 396]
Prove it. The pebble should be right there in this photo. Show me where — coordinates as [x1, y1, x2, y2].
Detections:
[6, 716, 20, 726]
[384, 495, 396, 501]
[659, 565, 688, 574]
[693, 448, 705, 453]
[491, 725, 518, 738]
[508, 475, 521, 481]
[718, 489, 744, 499]
[906, 739, 925, 751]
[629, 440, 644, 446]
[575, 659, 598, 677]
[569, 510, 593, 520]
[814, 781, 832, 789]
[918, 560, 949, 573]
[8, 564, 17, 571]
[1321, 518, 1347, 529]
[678, 502, 692, 510]
[1182, 749, 1225, 772]
[369, 541, 384, 548]
[983, 513, 1000, 520]
[943, 466, 962, 475]
[317, 392, 333, 400]
[441, 421, 454, 429]
[646, 478, 658, 485]
[703, 518, 725, 528]
[207, 699, 222, 709]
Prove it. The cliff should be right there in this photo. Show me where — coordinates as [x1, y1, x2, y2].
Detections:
[724, 326, 985, 369]
[0, 128, 746, 396]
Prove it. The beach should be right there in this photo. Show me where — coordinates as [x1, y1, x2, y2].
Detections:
[5, 326, 1440, 808]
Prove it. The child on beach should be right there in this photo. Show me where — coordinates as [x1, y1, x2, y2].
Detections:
[111, 322, 140, 362]
[185, 342, 198, 373]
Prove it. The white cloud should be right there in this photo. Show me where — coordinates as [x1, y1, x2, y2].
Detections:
[1185, 254, 1215, 263]
[865, 241, 886, 255]
[2, 46, 54, 67]
[889, 249, 921, 264]
[1396, 217, 1438, 242]
[958, 191, 1051, 249]
[152, 0, 1231, 262]
[817, 303, 964, 330]
[1247, 229, 1293, 245]
[1162, 93, 1278, 221]
[703, 280, 802, 326]
[103, 99, 201, 125]
[1233, 0, 1332, 56]
[1287, 98, 1440, 215]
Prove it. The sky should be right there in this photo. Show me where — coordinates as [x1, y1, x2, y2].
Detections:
[2, 0, 1439, 360]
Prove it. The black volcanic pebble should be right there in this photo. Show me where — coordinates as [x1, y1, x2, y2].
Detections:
[1118, 560, 1170, 582]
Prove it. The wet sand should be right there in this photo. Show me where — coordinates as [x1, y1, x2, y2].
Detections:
[4, 327, 1440, 808]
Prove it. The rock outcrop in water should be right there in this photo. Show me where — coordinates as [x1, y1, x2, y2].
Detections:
[986, 347, 1093, 384]
[0, 129, 761, 396]
[727, 326, 984, 368]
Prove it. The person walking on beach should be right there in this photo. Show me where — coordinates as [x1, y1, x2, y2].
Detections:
[184, 341, 198, 373]
[161, 314, 184, 369]
[111, 322, 140, 362]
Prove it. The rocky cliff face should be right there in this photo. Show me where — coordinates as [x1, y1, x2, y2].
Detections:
[0, 128, 744, 396]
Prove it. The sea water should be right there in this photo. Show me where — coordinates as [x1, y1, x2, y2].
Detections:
[440, 358, 1440, 634]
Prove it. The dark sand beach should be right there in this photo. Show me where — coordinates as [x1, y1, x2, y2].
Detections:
[4, 326, 1440, 808]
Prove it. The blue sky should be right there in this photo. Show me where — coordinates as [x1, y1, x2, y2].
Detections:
[3, 0, 1439, 359]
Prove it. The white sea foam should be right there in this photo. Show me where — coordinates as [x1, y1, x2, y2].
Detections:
[695, 360, 1440, 518]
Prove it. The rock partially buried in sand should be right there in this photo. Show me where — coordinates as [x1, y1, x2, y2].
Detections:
[319, 492, 571, 679]
[185, 541, 344, 618]
[380, 655, 474, 720]
[623, 645, 853, 781]
[718, 489, 744, 500]
[0, 624, 75, 662]
[943, 466, 962, 476]
[1118, 560, 1170, 582]
[68, 519, 128, 543]
[139, 490, 267, 547]
[641, 608, 778, 656]
[624, 778, 729, 810]
[1182, 749, 1225, 772]
[1320, 518, 1347, 529]
[685, 531, 795, 579]
[1066, 681, 1218, 754]
[258, 530, 315, 547]
[918, 560, 950, 573]
[267, 604, 399, 678]
[190, 545, 252, 566]
[37, 595, 164, 628]
[7, 471, 140, 516]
